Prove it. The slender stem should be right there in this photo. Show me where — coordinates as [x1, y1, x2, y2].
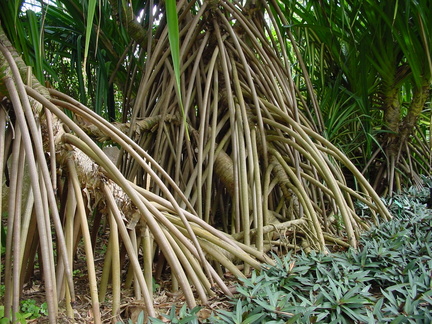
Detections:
[109, 211, 121, 321]
[67, 159, 101, 324]
[0, 43, 75, 307]
[98, 232, 112, 302]
[2, 72, 56, 322]
[103, 184, 155, 317]
[142, 226, 153, 300]
[13, 132, 25, 319]
[64, 179, 76, 319]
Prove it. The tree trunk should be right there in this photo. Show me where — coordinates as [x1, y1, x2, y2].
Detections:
[375, 82, 430, 195]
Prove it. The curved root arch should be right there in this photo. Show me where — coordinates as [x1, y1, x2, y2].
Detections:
[0, 24, 269, 323]
[120, 0, 391, 255]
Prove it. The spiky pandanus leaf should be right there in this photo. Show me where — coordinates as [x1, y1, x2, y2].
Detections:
[286, 0, 432, 194]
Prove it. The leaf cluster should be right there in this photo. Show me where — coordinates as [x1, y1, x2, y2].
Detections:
[215, 251, 374, 323]
[0, 299, 48, 324]
[284, 0, 432, 194]
[19, 299, 48, 320]
[147, 186, 432, 324]
[212, 187, 432, 323]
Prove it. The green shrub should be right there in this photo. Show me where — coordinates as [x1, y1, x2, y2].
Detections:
[214, 251, 374, 323]
[213, 186, 432, 323]
[20, 299, 48, 319]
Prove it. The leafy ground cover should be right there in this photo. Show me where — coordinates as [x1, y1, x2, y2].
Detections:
[145, 185, 432, 324]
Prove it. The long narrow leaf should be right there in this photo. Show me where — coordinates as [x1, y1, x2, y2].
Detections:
[166, 0, 188, 137]
[83, 0, 97, 73]
[26, 10, 44, 82]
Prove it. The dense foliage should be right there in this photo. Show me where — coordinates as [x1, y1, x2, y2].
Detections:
[151, 185, 432, 323]
[286, 0, 432, 195]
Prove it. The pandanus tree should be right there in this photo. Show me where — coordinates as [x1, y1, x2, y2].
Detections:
[0, 0, 391, 322]
[286, 0, 432, 195]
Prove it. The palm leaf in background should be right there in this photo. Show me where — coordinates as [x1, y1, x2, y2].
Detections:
[285, 0, 431, 194]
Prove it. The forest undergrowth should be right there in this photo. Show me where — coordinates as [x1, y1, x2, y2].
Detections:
[141, 183, 432, 324]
